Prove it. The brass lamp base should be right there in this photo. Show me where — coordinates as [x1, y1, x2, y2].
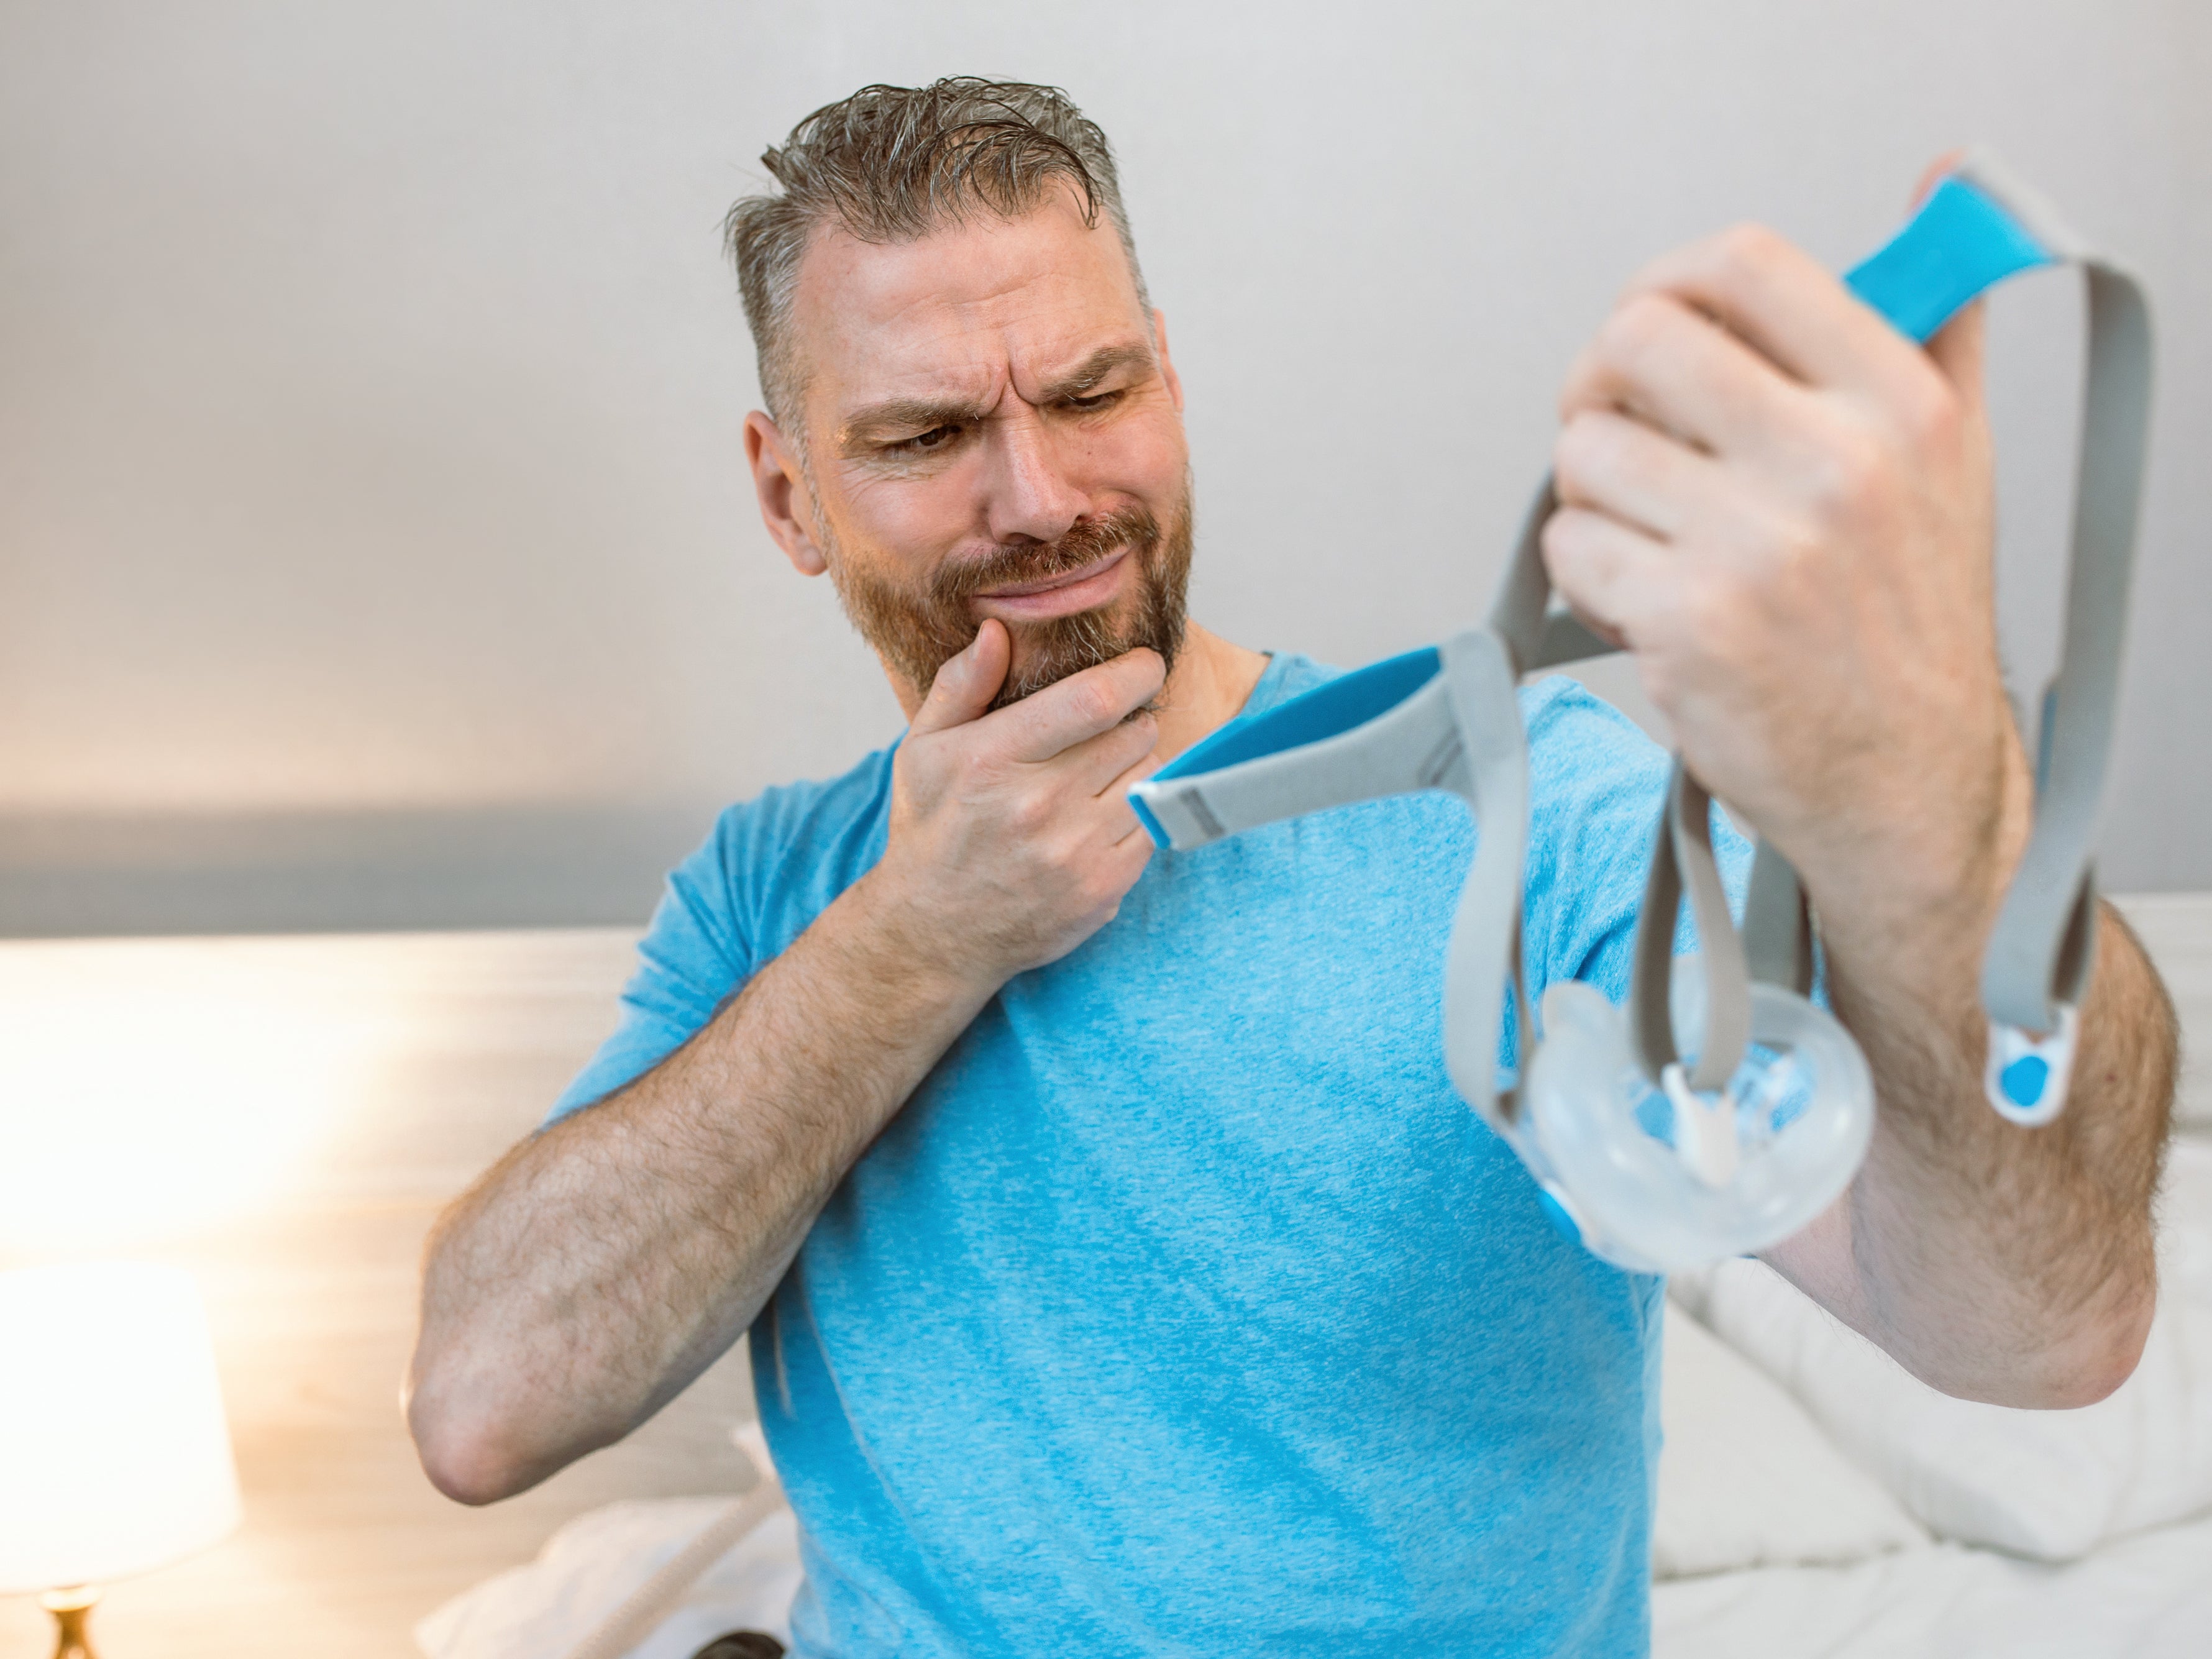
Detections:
[38, 1587, 99, 1659]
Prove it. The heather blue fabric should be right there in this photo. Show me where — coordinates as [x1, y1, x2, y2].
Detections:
[551, 653, 1727, 1657]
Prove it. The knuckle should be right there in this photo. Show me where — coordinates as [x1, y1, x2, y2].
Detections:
[1070, 681, 1118, 728]
[1898, 375, 1962, 451]
[1041, 824, 1087, 873]
[1552, 411, 1608, 485]
[1605, 293, 1679, 369]
[1537, 506, 1589, 581]
[1768, 526, 1827, 611]
[953, 748, 997, 792]
[1714, 221, 1783, 278]
[1806, 426, 1887, 519]
[1680, 572, 1754, 645]
[1008, 789, 1053, 836]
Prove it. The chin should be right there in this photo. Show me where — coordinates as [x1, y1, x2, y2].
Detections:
[995, 601, 1152, 709]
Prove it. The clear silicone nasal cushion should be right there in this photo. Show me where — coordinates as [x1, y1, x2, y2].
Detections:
[1520, 976, 1874, 1274]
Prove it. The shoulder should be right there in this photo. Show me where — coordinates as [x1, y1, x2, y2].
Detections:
[665, 744, 900, 976]
[1520, 674, 1666, 787]
[1520, 674, 1669, 860]
[1252, 651, 1341, 707]
[694, 747, 893, 942]
[545, 746, 898, 1123]
[704, 747, 899, 884]
[1519, 674, 1731, 990]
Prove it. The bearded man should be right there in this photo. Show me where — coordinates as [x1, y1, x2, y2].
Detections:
[406, 80, 2175, 1657]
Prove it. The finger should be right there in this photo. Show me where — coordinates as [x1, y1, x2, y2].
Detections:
[1031, 704, 1159, 797]
[1106, 825, 1158, 889]
[1625, 223, 1940, 409]
[1908, 149, 1967, 211]
[1106, 751, 1163, 834]
[1540, 505, 1676, 646]
[1903, 153, 1988, 409]
[1924, 295, 1987, 411]
[1553, 408, 1730, 543]
[995, 647, 1167, 763]
[909, 620, 1010, 737]
[1107, 762, 1163, 853]
[1087, 708, 1161, 796]
[1560, 291, 1814, 464]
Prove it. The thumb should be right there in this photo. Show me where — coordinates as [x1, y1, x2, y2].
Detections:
[1908, 148, 1966, 211]
[909, 619, 1010, 736]
[1927, 295, 1988, 411]
[1904, 149, 1989, 407]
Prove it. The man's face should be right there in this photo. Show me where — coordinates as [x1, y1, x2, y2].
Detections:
[772, 188, 1194, 710]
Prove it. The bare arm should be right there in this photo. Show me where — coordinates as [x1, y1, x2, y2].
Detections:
[1775, 878, 2173, 1407]
[1544, 207, 2173, 1407]
[406, 623, 1164, 1503]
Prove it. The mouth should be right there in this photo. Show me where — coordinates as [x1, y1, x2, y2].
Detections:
[972, 547, 1133, 619]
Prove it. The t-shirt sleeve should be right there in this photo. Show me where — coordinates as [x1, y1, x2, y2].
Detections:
[545, 823, 754, 1125]
[1519, 677, 1753, 1020]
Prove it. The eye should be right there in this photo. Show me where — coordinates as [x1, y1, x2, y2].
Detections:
[1063, 390, 1122, 413]
[888, 423, 962, 455]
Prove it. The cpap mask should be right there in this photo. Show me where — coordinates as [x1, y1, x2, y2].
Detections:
[1128, 152, 2152, 1272]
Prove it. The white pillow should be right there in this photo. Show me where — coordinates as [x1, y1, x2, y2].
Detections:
[1669, 1140, 2212, 1563]
[416, 1496, 802, 1659]
[1654, 1299, 1928, 1578]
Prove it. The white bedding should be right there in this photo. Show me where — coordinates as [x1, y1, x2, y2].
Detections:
[1653, 1512, 2212, 1659]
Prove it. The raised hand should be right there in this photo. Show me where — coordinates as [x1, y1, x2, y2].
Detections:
[874, 619, 1166, 986]
[1542, 222, 2021, 947]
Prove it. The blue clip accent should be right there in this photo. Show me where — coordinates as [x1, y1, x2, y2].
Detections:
[1999, 1054, 2051, 1110]
[1845, 174, 2058, 343]
[1152, 646, 1442, 782]
[1128, 791, 1171, 850]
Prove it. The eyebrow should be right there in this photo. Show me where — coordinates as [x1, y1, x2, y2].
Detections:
[838, 395, 989, 450]
[1035, 341, 1156, 403]
[836, 340, 1158, 451]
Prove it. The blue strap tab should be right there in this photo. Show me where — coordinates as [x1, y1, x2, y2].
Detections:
[1845, 174, 2057, 343]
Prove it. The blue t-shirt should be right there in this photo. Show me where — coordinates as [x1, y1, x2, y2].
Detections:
[552, 653, 1689, 1657]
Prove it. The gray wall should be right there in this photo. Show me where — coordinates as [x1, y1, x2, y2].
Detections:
[3, 0, 2206, 934]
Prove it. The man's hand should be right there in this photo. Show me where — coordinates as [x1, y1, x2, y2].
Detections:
[870, 619, 1164, 988]
[1545, 222, 2018, 937]
[1541, 204, 2174, 1409]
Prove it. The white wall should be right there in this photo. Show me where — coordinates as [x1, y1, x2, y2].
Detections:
[3, 0, 2206, 930]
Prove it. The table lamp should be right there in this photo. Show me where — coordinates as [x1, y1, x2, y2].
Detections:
[0, 1263, 242, 1658]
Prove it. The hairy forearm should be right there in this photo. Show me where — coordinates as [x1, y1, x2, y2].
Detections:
[1771, 878, 2175, 1407]
[406, 869, 995, 1502]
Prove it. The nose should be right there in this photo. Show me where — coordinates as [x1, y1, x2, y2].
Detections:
[979, 408, 1088, 546]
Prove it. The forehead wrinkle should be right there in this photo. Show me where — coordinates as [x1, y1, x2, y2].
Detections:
[794, 201, 1150, 447]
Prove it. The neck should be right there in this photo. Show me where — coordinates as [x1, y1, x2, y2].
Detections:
[1149, 621, 1269, 763]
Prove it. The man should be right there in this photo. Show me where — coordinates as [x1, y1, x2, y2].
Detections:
[407, 80, 2175, 1655]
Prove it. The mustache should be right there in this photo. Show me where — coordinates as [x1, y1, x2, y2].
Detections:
[930, 506, 1162, 603]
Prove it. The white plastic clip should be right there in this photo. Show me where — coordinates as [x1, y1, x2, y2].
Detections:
[1661, 1062, 1741, 1189]
[1983, 1004, 2078, 1127]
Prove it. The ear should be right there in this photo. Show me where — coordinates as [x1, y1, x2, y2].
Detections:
[744, 410, 830, 577]
[1153, 309, 1185, 416]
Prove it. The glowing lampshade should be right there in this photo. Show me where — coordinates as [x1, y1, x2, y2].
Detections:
[0, 1263, 242, 1596]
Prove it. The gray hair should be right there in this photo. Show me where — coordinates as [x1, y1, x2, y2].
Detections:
[723, 78, 1150, 437]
